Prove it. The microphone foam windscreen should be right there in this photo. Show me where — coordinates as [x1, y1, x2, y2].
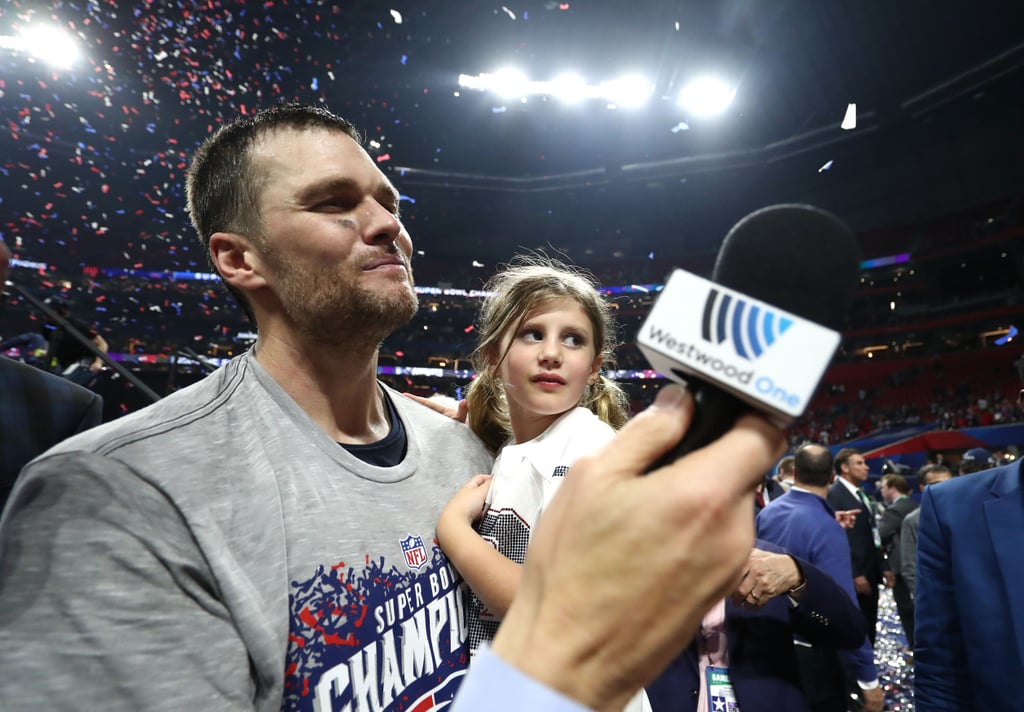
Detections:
[712, 204, 862, 330]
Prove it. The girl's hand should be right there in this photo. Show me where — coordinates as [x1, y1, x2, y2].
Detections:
[437, 475, 492, 550]
[403, 393, 468, 422]
[444, 474, 492, 526]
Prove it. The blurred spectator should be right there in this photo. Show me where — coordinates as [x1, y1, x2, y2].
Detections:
[899, 464, 954, 600]
[40, 297, 109, 387]
[877, 473, 918, 649]
[828, 449, 889, 647]
[0, 241, 104, 509]
[958, 447, 996, 475]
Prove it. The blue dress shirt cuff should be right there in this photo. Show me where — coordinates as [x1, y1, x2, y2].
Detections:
[451, 645, 593, 712]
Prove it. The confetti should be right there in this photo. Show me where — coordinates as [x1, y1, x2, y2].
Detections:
[841, 102, 857, 130]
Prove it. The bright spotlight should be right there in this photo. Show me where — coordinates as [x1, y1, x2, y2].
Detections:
[600, 74, 653, 108]
[549, 73, 591, 105]
[677, 76, 736, 117]
[20, 25, 80, 68]
[491, 68, 532, 99]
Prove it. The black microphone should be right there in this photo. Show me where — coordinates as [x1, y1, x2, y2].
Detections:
[638, 204, 862, 471]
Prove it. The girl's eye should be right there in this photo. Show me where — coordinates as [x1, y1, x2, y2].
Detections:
[521, 329, 542, 342]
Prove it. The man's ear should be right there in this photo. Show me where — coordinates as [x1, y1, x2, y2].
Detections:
[209, 232, 268, 293]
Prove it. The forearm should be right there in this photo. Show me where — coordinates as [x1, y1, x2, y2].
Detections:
[788, 562, 867, 649]
[491, 583, 645, 712]
[438, 518, 522, 618]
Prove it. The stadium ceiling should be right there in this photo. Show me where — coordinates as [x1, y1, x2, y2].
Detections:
[1, 0, 1023, 269]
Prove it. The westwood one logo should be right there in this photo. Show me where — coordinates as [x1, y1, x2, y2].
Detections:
[701, 288, 792, 360]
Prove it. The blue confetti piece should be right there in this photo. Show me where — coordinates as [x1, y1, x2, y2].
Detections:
[311, 77, 318, 90]
[399, 194, 416, 204]
[492, 106, 507, 113]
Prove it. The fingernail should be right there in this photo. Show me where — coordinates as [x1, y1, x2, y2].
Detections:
[653, 384, 686, 409]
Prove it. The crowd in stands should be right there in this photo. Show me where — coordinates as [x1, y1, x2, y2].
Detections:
[3, 191, 1023, 454]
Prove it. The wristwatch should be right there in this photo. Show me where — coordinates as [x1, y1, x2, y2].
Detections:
[786, 560, 808, 607]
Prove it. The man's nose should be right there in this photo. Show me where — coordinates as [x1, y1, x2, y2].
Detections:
[362, 201, 402, 245]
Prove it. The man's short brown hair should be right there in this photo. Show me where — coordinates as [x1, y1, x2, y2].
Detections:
[185, 103, 361, 322]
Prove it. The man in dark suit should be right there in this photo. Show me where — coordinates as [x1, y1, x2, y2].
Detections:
[900, 464, 954, 599]
[0, 241, 104, 510]
[828, 448, 887, 645]
[877, 473, 918, 649]
[915, 458, 1024, 711]
[758, 443, 882, 712]
[646, 543, 866, 712]
[754, 471, 787, 517]
[0, 356, 104, 509]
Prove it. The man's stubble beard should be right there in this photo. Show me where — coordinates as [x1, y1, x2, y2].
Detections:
[273, 257, 418, 347]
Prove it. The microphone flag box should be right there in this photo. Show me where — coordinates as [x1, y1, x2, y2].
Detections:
[637, 269, 841, 426]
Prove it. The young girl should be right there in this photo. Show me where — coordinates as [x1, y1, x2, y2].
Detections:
[434, 259, 649, 709]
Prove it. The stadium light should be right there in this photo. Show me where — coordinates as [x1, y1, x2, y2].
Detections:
[458, 69, 653, 108]
[0, 25, 81, 68]
[677, 76, 736, 117]
[548, 73, 592, 105]
[599, 74, 654, 108]
[489, 68, 532, 99]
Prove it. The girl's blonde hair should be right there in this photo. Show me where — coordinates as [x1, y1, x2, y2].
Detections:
[466, 257, 630, 452]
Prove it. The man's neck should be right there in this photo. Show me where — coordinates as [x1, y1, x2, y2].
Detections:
[253, 331, 391, 444]
[838, 473, 862, 491]
[792, 483, 829, 500]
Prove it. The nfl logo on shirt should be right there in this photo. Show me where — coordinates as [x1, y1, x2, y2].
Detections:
[400, 534, 428, 570]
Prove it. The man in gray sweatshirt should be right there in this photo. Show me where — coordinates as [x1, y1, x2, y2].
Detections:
[0, 103, 492, 712]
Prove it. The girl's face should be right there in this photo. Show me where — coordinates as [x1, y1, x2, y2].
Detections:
[496, 296, 602, 443]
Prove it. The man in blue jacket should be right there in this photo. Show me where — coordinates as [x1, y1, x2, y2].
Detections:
[757, 442, 883, 712]
[915, 455, 1023, 711]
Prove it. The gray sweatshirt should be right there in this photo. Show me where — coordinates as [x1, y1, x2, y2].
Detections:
[0, 351, 492, 711]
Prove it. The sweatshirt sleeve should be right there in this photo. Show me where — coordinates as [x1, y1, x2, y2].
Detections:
[0, 451, 257, 711]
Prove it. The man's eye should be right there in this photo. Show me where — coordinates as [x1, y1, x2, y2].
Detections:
[315, 200, 348, 212]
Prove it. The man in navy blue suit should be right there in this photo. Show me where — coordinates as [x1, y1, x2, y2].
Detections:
[0, 241, 103, 510]
[758, 443, 883, 712]
[915, 455, 1023, 711]
[646, 543, 865, 712]
[828, 448, 888, 645]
